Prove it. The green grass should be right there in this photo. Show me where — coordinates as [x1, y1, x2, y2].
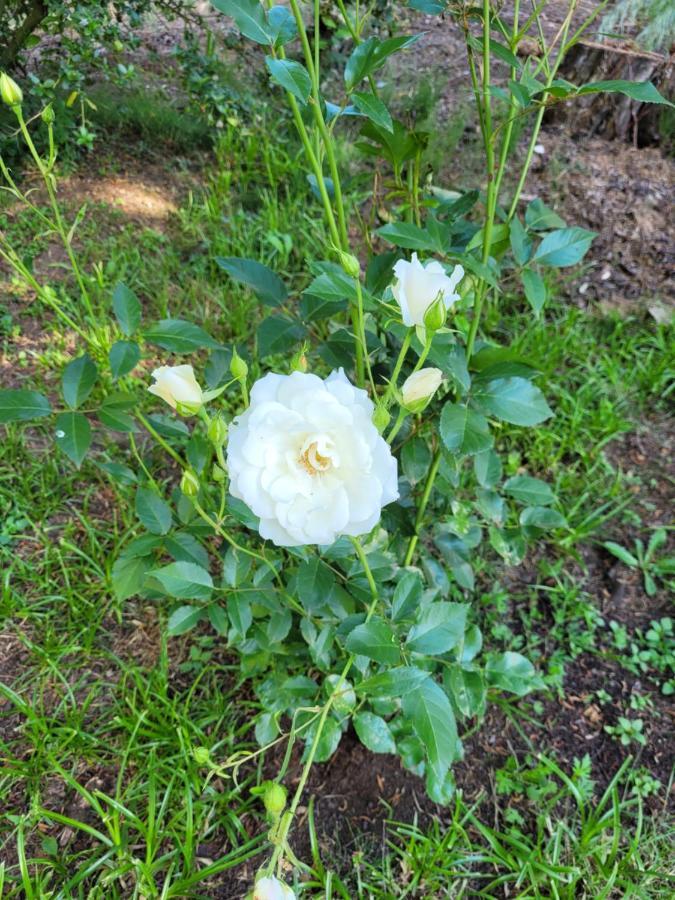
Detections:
[1, 87, 674, 897]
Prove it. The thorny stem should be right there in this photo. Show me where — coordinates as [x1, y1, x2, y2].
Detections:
[14, 106, 96, 324]
[268, 538, 380, 876]
[465, 0, 496, 362]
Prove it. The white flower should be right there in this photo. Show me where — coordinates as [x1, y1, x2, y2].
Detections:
[148, 364, 203, 414]
[252, 876, 296, 900]
[391, 253, 464, 327]
[226, 369, 399, 547]
[401, 367, 443, 412]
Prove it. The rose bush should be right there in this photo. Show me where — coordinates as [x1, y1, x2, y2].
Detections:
[1, 0, 671, 892]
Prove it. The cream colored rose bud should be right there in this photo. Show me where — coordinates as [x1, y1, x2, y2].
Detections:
[0, 72, 23, 107]
[391, 253, 464, 327]
[252, 876, 296, 900]
[148, 364, 203, 414]
[401, 367, 443, 413]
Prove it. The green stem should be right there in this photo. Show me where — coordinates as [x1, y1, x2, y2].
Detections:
[507, 0, 578, 221]
[136, 411, 186, 468]
[404, 449, 441, 566]
[268, 538, 380, 875]
[465, 0, 497, 362]
[382, 329, 412, 408]
[193, 500, 281, 586]
[386, 407, 407, 445]
[14, 107, 96, 322]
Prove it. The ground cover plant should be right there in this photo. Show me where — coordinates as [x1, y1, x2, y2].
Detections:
[0, 1, 674, 897]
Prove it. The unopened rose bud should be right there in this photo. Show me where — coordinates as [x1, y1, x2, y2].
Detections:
[212, 463, 226, 483]
[230, 348, 248, 381]
[337, 250, 360, 279]
[401, 367, 443, 414]
[289, 345, 308, 372]
[252, 876, 296, 900]
[372, 404, 391, 433]
[180, 469, 200, 498]
[262, 781, 287, 818]
[113, 39, 124, 52]
[41, 104, 55, 125]
[422, 293, 447, 332]
[148, 365, 203, 415]
[208, 414, 228, 448]
[0, 72, 23, 107]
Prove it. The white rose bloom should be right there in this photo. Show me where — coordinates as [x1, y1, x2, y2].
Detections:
[252, 876, 296, 900]
[392, 253, 464, 327]
[148, 364, 203, 413]
[226, 369, 399, 547]
[401, 367, 443, 412]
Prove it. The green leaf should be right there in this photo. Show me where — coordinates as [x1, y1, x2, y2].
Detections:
[440, 403, 493, 456]
[167, 605, 204, 636]
[353, 712, 396, 753]
[486, 651, 541, 696]
[145, 319, 221, 353]
[352, 92, 393, 133]
[510, 216, 532, 265]
[135, 488, 172, 535]
[407, 602, 468, 655]
[211, 0, 271, 44]
[112, 282, 142, 335]
[392, 570, 424, 621]
[296, 557, 337, 613]
[401, 437, 432, 486]
[345, 619, 400, 665]
[445, 667, 486, 718]
[62, 354, 98, 409]
[357, 666, 430, 698]
[520, 506, 567, 531]
[165, 532, 210, 568]
[55, 411, 91, 467]
[403, 678, 459, 779]
[215, 256, 287, 306]
[474, 377, 552, 426]
[303, 716, 341, 763]
[109, 340, 140, 379]
[227, 595, 252, 638]
[256, 315, 306, 357]
[345, 35, 420, 90]
[521, 268, 547, 313]
[474, 449, 502, 489]
[265, 57, 312, 105]
[0, 389, 51, 423]
[602, 541, 639, 568]
[577, 79, 674, 106]
[111, 555, 152, 601]
[97, 461, 138, 486]
[375, 221, 437, 251]
[525, 198, 566, 231]
[504, 475, 554, 506]
[533, 227, 596, 267]
[98, 394, 137, 432]
[207, 604, 228, 635]
[148, 561, 213, 600]
[267, 5, 296, 45]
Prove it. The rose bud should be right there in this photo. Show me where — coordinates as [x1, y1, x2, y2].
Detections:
[148, 364, 203, 415]
[391, 253, 464, 327]
[401, 368, 443, 414]
[252, 876, 296, 900]
[0, 72, 23, 107]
